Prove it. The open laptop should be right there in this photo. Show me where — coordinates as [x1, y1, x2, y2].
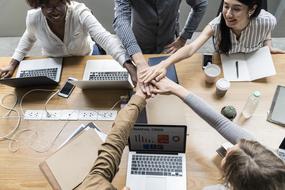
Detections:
[126, 124, 187, 190]
[71, 59, 133, 89]
[0, 58, 62, 87]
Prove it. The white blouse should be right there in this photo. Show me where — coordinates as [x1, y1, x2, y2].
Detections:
[12, 1, 128, 65]
[209, 10, 276, 54]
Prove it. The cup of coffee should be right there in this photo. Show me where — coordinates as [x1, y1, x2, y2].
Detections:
[204, 64, 221, 83]
[216, 78, 230, 97]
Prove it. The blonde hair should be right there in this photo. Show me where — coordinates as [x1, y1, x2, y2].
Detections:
[223, 139, 285, 190]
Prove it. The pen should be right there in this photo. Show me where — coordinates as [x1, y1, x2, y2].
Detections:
[235, 61, 239, 79]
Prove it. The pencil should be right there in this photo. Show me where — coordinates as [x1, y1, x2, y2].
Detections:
[235, 61, 239, 78]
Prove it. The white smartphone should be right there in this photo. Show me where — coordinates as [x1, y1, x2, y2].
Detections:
[58, 77, 77, 98]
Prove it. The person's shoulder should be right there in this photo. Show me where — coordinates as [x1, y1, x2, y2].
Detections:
[69, 1, 90, 14]
[255, 9, 276, 25]
[26, 8, 42, 26]
[209, 14, 221, 26]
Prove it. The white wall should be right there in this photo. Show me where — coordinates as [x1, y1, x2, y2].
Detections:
[0, 0, 283, 37]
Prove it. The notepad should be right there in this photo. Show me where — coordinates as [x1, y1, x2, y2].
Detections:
[221, 46, 276, 81]
[39, 127, 102, 190]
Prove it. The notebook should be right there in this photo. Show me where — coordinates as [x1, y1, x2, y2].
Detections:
[0, 58, 62, 87]
[220, 46, 276, 81]
[71, 59, 133, 89]
[126, 124, 187, 190]
[39, 123, 102, 190]
[148, 56, 179, 83]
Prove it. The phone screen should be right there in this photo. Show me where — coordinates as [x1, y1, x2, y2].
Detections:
[59, 81, 75, 96]
[279, 137, 285, 149]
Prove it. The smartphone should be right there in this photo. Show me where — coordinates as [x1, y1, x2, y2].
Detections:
[278, 137, 285, 160]
[203, 54, 213, 70]
[58, 77, 77, 98]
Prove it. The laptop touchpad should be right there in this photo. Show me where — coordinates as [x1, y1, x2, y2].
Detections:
[145, 177, 166, 190]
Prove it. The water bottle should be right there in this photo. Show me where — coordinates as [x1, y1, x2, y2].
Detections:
[241, 91, 261, 119]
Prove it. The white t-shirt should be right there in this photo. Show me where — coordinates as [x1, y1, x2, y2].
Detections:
[12, 1, 128, 65]
[209, 10, 276, 54]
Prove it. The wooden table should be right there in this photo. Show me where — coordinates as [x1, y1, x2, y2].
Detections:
[0, 54, 284, 190]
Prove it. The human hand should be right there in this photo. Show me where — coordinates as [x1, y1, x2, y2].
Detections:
[151, 77, 189, 99]
[121, 187, 130, 190]
[0, 64, 17, 79]
[139, 63, 167, 84]
[123, 61, 138, 87]
[163, 36, 186, 54]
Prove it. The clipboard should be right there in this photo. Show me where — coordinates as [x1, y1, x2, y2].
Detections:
[267, 85, 285, 127]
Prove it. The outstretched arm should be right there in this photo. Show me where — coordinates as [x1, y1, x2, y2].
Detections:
[140, 25, 213, 83]
[151, 78, 254, 144]
[78, 87, 146, 190]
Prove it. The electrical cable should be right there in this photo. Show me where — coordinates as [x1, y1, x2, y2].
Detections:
[0, 94, 21, 141]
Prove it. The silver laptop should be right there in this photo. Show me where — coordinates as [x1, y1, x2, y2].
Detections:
[71, 59, 133, 89]
[16, 58, 62, 82]
[0, 58, 62, 87]
[126, 124, 187, 190]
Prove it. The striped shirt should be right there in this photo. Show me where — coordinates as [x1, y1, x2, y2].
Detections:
[113, 0, 208, 55]
[209, 10, 276, 54]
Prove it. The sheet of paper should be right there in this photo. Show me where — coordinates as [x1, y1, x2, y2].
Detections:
[221, 46, 276, 81]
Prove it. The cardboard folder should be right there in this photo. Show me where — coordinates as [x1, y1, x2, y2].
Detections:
[39, 127, 101, 190]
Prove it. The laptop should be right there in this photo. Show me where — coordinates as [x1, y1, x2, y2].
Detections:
[0, 58, 62, 87]
[126, 124, 187, 190]
[71, 59, 133, 89]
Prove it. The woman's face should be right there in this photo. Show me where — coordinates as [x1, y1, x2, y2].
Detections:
[222, 0, 255, 32]
[41, 0, 67, 24]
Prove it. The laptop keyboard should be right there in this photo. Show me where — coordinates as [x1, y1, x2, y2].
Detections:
[131, 155, 183, 176]
[19, 68, 58, 81]
[89, 71, 128, 81]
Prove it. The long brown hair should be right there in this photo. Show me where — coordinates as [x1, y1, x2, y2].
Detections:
[223, 139, 285, 190]
[219, 0, 262, 54]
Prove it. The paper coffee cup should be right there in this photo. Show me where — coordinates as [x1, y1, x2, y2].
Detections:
[204, 64, 221, 83]
[216, 78, 230, 97]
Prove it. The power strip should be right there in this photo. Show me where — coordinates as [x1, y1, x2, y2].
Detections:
[24, 109, 117, 121]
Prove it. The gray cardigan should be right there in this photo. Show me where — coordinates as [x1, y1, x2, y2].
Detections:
[183, 93, 254, 190]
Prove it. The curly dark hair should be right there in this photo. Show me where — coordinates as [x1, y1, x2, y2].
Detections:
[219, 0, 262, 54]
[26, 0, 71, 9]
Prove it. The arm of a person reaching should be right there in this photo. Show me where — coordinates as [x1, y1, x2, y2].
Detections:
[164, 0, 208, 54]
[140, 25, 213, 83]
[0, 11, 36, 78]
[113, 0, 152, 92]
[77, 89, 146, 190]
[151, 78, 254, 144]
[78, 4, 138, 85]
[264, 33, 285, 54]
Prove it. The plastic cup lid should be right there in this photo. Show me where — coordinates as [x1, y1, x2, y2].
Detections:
[204, 64, 221, 77]
[216, 78, 230, 90]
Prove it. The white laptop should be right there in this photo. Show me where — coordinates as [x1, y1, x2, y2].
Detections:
[0, 58, 62, 87]
[126, 124, 187, 190]
[71, 59, 133, 89]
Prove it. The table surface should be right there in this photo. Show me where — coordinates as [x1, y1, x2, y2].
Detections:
[0, 54, 284, 190]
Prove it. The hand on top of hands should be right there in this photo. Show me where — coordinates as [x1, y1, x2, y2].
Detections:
[139, 64, 167, 84]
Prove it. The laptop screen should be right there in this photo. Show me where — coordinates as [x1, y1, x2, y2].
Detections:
[129, 124, 187, 154]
